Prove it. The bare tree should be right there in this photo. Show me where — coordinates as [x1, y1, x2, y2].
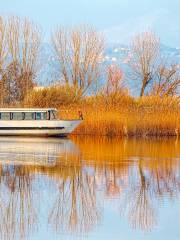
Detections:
[151, 64, 180, 97]
[129, 31, 160, 97]
[1, 61, 21, 104]
[103, 64, 125, 105]
[0, 16, 41, 106]
[0, 16, 8, 106]
[6, 16, 41, 103]
[52, 25, 104, 99]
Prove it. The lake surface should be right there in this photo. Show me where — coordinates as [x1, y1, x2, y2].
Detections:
[0, 136, 179, 240]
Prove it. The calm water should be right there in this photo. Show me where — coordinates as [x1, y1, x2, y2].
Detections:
[0, 136, 179, 240]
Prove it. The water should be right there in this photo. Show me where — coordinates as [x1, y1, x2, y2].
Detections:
[0, 136, 179, 240]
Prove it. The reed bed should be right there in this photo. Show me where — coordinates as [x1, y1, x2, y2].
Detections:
[59, 96, 180, 137]
[24, 88, 180, 137]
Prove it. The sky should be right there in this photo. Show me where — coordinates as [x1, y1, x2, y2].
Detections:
[0, 0, 180, 46]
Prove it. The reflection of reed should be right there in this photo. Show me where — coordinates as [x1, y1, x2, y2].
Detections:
[0, 137, 179, 239]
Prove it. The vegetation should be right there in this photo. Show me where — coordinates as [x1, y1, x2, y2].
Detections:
[0, 15, 179, 137]
[24, 85, 79, 107]
[52, 25, 104, 99]
[0, 16, 41, 106]
[58, 96, 180, 137]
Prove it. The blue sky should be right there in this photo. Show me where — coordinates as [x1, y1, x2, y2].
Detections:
[0, 0, 180, 46]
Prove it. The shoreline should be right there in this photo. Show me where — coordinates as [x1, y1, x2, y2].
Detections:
[70, 133, 179, 138]
[59, 98, 180, 138]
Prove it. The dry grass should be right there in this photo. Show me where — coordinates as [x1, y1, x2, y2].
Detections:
[23, 87, 180, 137]
[24, 85, 79, 108]
[59, 96, 180, 137]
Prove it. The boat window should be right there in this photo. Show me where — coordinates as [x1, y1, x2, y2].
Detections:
[44, 112, 47, 120]
[40, 112, 47, 120]
[51, 110, 57, 120]
[24, 112, 35, 120]
[12, 112, 23, 120]
[0, 112, 10, 120]
[36, 112, 42, 120]
[0, 111, 48, 120]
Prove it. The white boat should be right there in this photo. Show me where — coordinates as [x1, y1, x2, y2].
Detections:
[0, 108, 83, 137]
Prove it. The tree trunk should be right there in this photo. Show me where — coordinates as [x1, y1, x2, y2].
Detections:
[140, 82, 146, 97]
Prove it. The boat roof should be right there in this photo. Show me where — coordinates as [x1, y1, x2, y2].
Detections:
[0, 108, 57, 113]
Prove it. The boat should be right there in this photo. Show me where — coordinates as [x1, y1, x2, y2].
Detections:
[0, 108, 83, 137]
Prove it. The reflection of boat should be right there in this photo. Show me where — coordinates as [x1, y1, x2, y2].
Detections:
[0, 137, 79, 166]
[0, 108, 82, 137]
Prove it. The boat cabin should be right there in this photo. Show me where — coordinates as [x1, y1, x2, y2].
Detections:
[0, 108, 58, 121]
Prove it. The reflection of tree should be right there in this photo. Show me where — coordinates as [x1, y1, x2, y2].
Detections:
[48, 157, 101, 233]
[149, 159, 180, 199]
[0, 165, 37, 240]
[124, 160, 156, 231]
[0, 137, 179, 239]
[119, 157, 180, 231]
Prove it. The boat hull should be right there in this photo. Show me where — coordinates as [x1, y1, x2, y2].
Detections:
[0, 120, 82, 137]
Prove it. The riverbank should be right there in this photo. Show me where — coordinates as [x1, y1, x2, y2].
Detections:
[59, 96, 180, 137]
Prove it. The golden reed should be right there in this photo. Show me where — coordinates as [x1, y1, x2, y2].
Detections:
[60, 96, 180, 137]
[24, 88, 180, 137]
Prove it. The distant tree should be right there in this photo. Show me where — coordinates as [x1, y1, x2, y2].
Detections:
[105, 65, 123, 95]
[150, 64, 180, 97]
[102, 64, 127, 105]
[52, 25, 104, 99]
[129, 31, 160, 97]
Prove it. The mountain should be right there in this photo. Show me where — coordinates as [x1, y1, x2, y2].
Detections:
[37, 43, 180, 95]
